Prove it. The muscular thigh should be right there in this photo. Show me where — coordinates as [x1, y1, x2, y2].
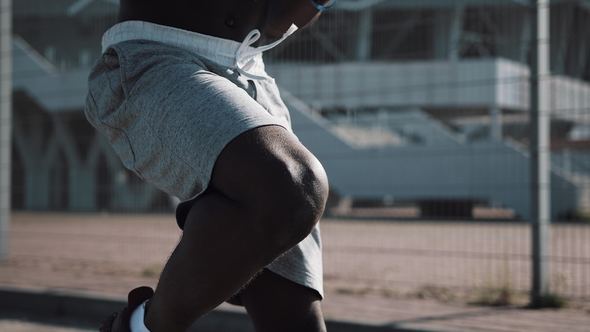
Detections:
[208, 125, 317, 207]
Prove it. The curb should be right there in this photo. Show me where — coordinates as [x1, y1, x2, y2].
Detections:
[0, 286, 443, 332]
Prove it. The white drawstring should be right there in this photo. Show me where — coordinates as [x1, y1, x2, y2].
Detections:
[235, 24, 298, 81]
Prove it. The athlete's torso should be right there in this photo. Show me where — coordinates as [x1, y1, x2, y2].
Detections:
[118, 0, 270, 43]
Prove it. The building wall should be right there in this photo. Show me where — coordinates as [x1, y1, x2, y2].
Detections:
[7, 0, 590, 218]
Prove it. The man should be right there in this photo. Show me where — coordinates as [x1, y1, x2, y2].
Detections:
[85, 0, 337, 331]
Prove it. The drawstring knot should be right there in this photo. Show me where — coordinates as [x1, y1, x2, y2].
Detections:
[235, 24, 298, 81]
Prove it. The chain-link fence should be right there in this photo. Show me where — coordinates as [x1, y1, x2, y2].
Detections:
[1, 0, 590, 324]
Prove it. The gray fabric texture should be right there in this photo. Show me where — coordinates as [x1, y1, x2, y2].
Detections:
[84, 23, 323, 303]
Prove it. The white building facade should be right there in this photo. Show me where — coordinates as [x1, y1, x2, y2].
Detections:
[8, 0, 590, 220]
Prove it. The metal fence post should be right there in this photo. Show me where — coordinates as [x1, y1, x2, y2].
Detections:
[0, 0, 12, 261]
[530, 0, 551, 305]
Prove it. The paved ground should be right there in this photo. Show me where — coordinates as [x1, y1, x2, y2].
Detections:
[0, 320, 93, 332]
[0, 318, 96, 332]
[1, 212, 590, 331]
[0, 310, 95, 332]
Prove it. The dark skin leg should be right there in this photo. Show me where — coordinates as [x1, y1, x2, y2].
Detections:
[241, 269, 327, 332]
[117, 2, 330, 331]
[144, 126, 329, 332]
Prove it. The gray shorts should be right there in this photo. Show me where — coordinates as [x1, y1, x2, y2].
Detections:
[84, 22, 323, 303]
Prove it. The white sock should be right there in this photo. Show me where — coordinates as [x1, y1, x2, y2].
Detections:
[129, 300, 151, 332]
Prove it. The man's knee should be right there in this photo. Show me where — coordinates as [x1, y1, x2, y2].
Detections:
[210, 126, 329, 252]
[261, 150, 329, 249]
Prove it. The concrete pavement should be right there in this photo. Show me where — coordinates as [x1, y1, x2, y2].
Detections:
[0, 287, 440, 332]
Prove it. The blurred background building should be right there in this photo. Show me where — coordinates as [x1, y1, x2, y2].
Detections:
[9, 0, 590, 220]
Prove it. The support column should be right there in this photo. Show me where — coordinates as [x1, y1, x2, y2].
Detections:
[576, 24, 588, 79]
[356, 9, 372, 61]
[562, 148, 571, 173]
[553, 4, 573, 75]
[434, 10, 451, 60]
[449, 5, 465, 61]
[520, 9, 532, 64]
[0, 0, 12, 261]
[530, 0, 551, 306]
[69, 168, 96, 211]
[24, 167, 50, 210]
[51, 114, 96, 211]
[490, 107, 503, 142]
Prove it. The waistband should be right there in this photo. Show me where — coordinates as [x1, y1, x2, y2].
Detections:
[101, 20, 266, 77]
